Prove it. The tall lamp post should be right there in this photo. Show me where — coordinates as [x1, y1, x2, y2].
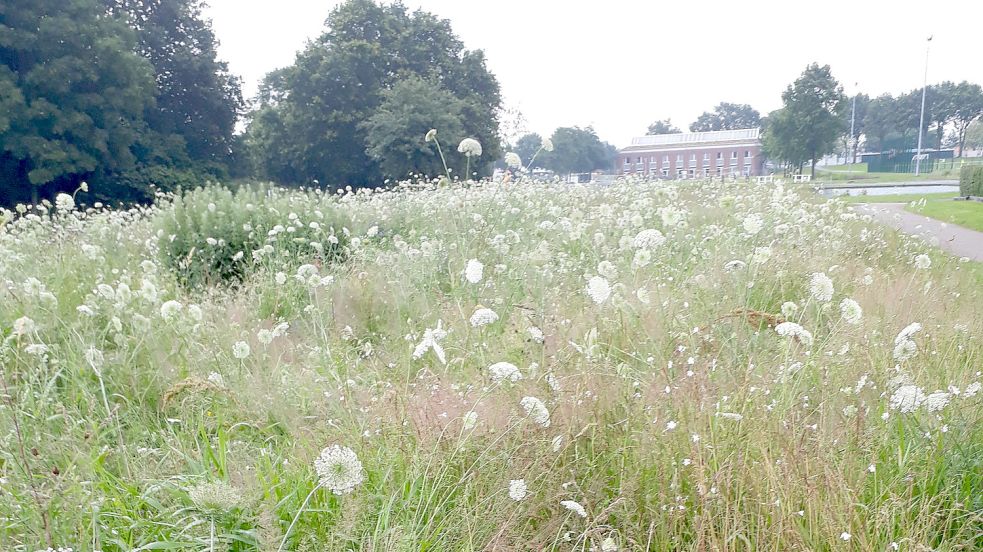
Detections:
[914, 35, 932, 176]
[849, 82, 857, 165]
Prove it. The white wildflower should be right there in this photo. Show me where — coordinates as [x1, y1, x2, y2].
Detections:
[505, 152, 522, 169]
[508, 479, 527, 501]
[457, 138, 482, 157]
[839, 298, 862, 325]
[464, 259, 484, 284]
[313, 445, 365, 495]
[560, 500, 587, 518]
[489, 362, 522, 384]
[413, 320, 448, 364]
[470, 307, 499, 327]
[232, 341, 250, 360]
[889, 385, 925, 413]
[633, 228, 665, 249]
[913, 254, 931, 269]
[586, 276, 611, 305]
[809, 272, 834, 302]
[519, 396, 550, 428]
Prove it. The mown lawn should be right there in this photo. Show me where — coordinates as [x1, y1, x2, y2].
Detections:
[837, 191, 959, 204]
[908, 198, 983, 232]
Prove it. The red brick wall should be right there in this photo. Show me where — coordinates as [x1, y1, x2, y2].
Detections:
[620, 144, 764, 178]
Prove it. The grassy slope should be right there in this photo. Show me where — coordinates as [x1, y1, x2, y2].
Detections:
[838, 191, 959, 204]
[907, 199, 983, 232]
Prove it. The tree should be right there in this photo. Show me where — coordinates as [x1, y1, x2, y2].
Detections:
[106, 0, 244, 167]
[776, 63, 846, 178]
[949, 81, 983, 157]
[361, 75, 468, 179]
[514, 133, 545, 169]
[0, 0, 156, 205]
[246, 0, 502, 187]
[842, 93, 868, 163]
[965, 120, 983, 151]
[689, 102, 761, 132]
[542, 126, 613, 175]
[762, 108, 809, 172]
[863, 94, 896, 153]
[927, 81, 957, 150]
[646, 119, 680, 135]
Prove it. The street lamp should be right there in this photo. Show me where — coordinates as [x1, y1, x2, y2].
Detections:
[849, 82, 857, 165]
[915, 35, 932, 176]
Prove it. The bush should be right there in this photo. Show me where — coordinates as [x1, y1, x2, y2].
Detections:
[155, 184, 350, 289]
[959, 165, 983, 197]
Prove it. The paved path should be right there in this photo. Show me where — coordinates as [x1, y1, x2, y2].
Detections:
[822, 180, 958, 189]
[859, 203, 983, 262]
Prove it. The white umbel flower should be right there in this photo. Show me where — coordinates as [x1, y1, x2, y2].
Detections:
[560, 499, 587, 517]
[55, 193, 75, 212]
[232, 341, 250, 359]
[457, 138, 483, 157]
[809, 272, 834, 302]
[775, 321, 814, 347]
[464, 259, 484, 284]
[601, 536, 619, 551]
[505, 152, 522, 169]
[633, 228, 666, 249]
[470, 307, 499, 327]
[889, 385, 924, 413]
[413, 320, 448, 364]
[313, 445, 365, 495]
[188, 481, 242, 514]
[586, 276, 611, 305]
[508, 479, 527, 501]
[519, 396, 551, 428]
[839, 298, 863, 325]
[913, 254, 931, 269]
[541, 137, 554, 152]
[160, 300, 183, 320]
[489, 361, 523, 383]
[742, 214, 763, 234]
[922, 391, 950, 413]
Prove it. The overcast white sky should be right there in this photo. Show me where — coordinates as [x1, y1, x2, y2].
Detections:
[204, 0, 983, 148]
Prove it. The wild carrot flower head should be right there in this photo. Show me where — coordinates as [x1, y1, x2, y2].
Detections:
[313, 445, 365, 495]
[457, 138, 482, 157]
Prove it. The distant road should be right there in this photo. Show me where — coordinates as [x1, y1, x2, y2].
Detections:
[821, 180, 958, 190]
[859, 203, 983, 262]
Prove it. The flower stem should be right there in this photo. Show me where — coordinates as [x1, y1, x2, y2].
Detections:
[276, 483, 321, 552]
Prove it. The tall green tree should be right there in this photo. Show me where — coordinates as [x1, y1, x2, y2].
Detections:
[927, 81, 957, 149]
[762, 108, 809, 172]
[646, 119, 680, 135]
[863, 94, 896, 153]
[689, 102, 761, 132]
[775, 63, 846, 177]
[361, 74, 468, 178]
[0, 0, 155, 205]
[514, 133, 545, 169]
[543, 126, 614, 175]
[106, 0, 244, 166]
[950, 81, 983, 157]
[246, 0, 501, 187]
[842, 93, 868, 163]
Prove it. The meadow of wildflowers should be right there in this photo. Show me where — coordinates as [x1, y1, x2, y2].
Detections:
[0, 175, 981, 551]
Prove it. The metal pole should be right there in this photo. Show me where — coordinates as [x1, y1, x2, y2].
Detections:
[915, 36, 932, 175]
[849, 84, 857, 164]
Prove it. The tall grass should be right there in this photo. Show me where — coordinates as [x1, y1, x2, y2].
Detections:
[0, 177, 980, 550]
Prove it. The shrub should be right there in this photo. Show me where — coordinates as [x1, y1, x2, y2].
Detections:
[959, 165, 983, 197]
[155, 184, 350, 289]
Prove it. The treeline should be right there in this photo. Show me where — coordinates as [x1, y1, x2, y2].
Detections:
[1, 0, 514, 207]
[0, 0, 243, 206]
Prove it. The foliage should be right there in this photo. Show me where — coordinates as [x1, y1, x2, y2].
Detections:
[966, 120, 983, 150]
[542, 126, 615, 175]
[105, 0, 245, 167]
[1, 176, 980, 549]
[689, 102, 761, 132]
[514, 133, 545, 169]
[767, 63, 846, 176]
[245, 0, 502, 187]
[362, 75, 469, 179]
[646, 119, 680, 135]
[949, 82, 983, 156]
[0, 0, 155, 201]
[154, 184, 350, 289]
[960, 165, 983, 196]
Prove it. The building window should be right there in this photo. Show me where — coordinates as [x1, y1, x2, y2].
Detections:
[745, 150, 752, 158]
[731, 151, 738, 159]
[703, 152, 710, 160]
[661, 169, 669, 177]
[676, 154, 683, 164]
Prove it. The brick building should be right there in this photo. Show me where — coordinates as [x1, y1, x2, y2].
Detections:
[617, 128, 764, 179]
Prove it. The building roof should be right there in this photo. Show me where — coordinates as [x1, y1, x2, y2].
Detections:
[621, 128, 760, 152]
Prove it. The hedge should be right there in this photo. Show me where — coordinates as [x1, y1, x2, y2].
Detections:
[960, 165, 983, 197]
